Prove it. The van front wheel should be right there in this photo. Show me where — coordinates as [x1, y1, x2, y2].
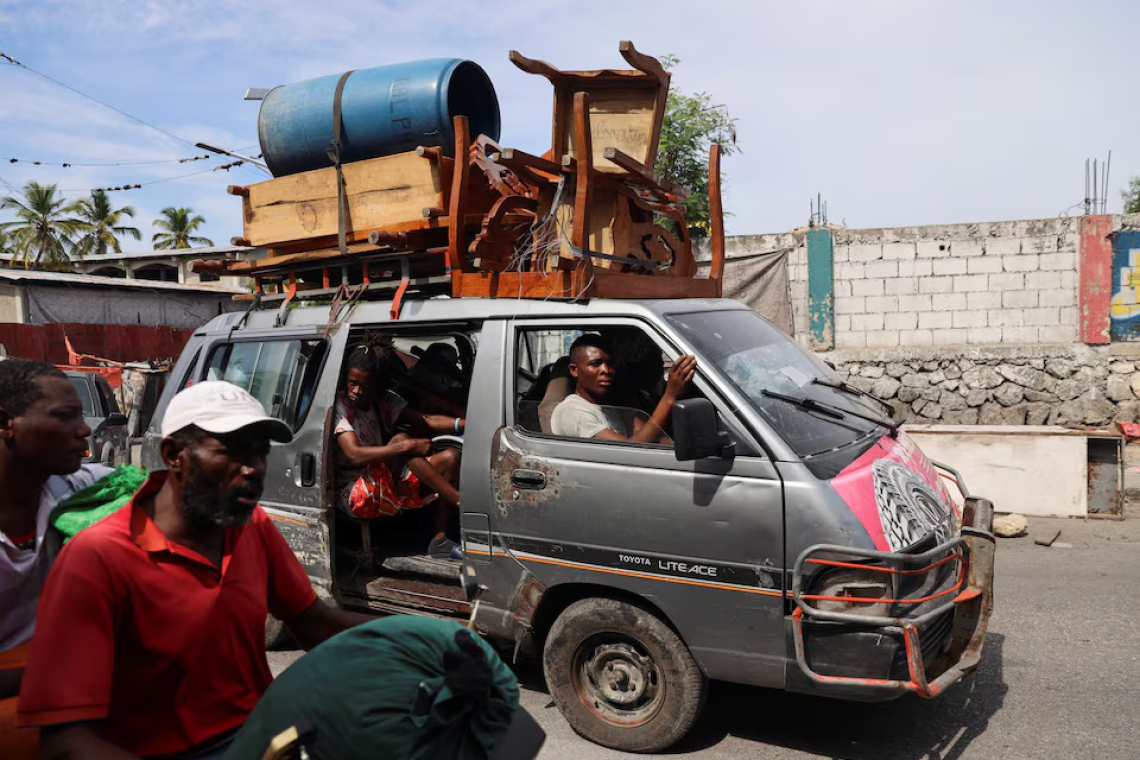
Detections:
[542, 598, 707, 753]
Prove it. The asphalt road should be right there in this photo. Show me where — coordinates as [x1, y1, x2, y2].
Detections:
[268, 512, 1140, 759]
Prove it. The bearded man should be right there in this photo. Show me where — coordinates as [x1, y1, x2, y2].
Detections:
[17, 381, 370, 760]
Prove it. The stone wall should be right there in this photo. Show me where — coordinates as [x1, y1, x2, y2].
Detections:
[822, 344, 1139, 427]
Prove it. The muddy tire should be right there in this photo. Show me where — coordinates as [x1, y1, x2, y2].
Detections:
[542, 597, 707, 753]
[265, 615, 293, 650]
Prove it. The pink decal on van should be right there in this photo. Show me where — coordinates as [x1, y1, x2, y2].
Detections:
[831, 432, 957, 552]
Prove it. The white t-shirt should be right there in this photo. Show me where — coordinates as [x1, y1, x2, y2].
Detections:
[0, 464, 111, 651]
[550, 394, 628, 439]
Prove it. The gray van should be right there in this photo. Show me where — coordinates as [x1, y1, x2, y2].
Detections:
[65, 370, 130, 466]
[143, 296, 995, 753]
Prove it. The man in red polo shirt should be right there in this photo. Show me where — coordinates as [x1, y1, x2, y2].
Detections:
[18, 381, 372, 759]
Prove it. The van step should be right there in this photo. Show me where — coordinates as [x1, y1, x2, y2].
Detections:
[380, 554, 462, 582]
[360, 576, 469, 615]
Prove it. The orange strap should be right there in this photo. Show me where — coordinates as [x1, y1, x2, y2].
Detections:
[0, 644, 28, 671]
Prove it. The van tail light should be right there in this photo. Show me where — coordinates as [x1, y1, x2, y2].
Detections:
[810, 568, 897, 617]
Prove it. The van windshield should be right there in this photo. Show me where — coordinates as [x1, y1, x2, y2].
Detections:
[666, 309, 889, 458]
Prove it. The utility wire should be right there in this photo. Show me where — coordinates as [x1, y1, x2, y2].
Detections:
[60, 162, 249, 193]
[0, 51, 265, 191]
[1, 49, 202, 151]
[7, 155, 213, 168]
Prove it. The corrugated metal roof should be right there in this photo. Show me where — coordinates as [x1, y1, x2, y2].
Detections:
[0, 269, 245, 294]
[81, 245, 263, 262]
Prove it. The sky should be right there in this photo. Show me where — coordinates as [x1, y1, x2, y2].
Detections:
[0, 0, 1135, 251]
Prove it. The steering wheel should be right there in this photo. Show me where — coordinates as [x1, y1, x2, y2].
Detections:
[430, 434, 464, 455]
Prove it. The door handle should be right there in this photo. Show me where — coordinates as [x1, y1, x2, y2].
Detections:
[295, 452, 316, 487]
[511, 469, 547, 490]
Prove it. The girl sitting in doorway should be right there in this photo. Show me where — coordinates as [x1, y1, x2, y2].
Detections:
[332, 334, 465, 560]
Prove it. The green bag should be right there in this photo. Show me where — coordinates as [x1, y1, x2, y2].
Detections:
[50, 465, 148, 542]
[225, 617, 522, 760]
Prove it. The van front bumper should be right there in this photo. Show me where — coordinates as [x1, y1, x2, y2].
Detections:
[789, 496, 996, 699]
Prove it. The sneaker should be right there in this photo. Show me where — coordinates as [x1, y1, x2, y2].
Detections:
[427, 536, 463, 561]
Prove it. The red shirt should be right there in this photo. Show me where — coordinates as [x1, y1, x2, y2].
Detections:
[16, 472, 317, 756]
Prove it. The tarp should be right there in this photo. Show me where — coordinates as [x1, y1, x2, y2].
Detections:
[721, 248, 794, 336]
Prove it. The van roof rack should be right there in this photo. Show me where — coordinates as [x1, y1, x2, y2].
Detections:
[193, 42, 728, 316]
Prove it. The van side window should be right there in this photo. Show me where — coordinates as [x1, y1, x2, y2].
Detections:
[515, 326, 693, 446]
[176, 347, 202, 391]
[204, 339, 327, 430]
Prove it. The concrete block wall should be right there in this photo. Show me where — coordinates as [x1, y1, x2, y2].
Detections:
[829, 217, 1080, 349]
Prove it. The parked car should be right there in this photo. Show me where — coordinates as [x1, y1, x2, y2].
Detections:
[142, 297, 996, 753]
[65, 370, 130, 466]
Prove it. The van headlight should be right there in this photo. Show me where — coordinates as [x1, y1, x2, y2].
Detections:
[811, 567, 897, 617]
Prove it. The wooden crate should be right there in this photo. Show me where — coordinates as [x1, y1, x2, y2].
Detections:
[239, 151, 444, 248]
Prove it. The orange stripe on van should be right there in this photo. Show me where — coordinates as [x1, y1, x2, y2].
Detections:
[511, 552, 784, 597]
[267, 514, 309, 528]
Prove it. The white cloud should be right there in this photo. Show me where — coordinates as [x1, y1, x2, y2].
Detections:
[2, 0, 1139, 250]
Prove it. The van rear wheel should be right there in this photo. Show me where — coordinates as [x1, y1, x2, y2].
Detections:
[542, 598, 707, 753]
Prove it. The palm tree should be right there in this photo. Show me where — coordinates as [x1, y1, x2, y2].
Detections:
[72, 189, 142, 258]
[0, 181, 87, 269]
[151, 207, 213, 250]
[0, 228, 12, 268]
[73, 190, 142, 258]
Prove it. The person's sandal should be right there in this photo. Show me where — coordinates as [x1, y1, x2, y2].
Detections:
[427, 536, 463, 561]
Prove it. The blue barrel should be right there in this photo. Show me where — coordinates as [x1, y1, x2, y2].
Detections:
[258, 59, 500, 177]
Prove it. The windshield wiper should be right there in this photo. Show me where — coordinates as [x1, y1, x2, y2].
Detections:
[761, 389, 899, 438]
[811, 377, 893, 415]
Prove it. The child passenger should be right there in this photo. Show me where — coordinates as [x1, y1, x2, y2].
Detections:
[333, 335, 465, 560]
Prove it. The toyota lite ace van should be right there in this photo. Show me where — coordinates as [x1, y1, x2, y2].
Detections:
[143, 296, 995, 753]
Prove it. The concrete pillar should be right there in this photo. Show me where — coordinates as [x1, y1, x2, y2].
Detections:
[1079, 215, 1112, 344]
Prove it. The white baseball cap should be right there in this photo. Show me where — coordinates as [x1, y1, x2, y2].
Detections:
[161, 380, 293, 442]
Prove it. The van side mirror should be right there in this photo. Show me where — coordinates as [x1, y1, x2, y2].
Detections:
[673, 399, 735, 461]
[106, 412, 129, 427]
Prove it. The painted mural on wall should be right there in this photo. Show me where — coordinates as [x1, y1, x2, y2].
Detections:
[1110, 230, 1140, 341]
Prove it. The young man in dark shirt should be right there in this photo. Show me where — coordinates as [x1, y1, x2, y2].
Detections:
[0, 359, 108, 758]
